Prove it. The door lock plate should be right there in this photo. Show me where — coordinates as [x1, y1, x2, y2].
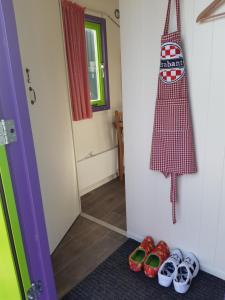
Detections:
[0, 120, 16, 145]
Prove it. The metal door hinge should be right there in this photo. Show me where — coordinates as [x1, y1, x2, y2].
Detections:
[0, 120, 16, 145]
[27, 281, 43, 300]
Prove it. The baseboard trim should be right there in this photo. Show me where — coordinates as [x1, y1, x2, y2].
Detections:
[200, 265, 225, 281]
[81, 212, 127, 237]
[127, 231, 144, 243]
[127, 231, 225, 280]
[79, 174, 117, 196]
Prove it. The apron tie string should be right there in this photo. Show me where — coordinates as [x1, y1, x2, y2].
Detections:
[170, 173, 177, 224]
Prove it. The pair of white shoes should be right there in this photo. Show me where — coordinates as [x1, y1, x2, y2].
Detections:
[158, 249, 200, 294]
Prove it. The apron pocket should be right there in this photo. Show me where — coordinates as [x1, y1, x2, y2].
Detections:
[154, 99, 191, 131]
[151, 129, 196, 174]
[163, 129, 197, 174]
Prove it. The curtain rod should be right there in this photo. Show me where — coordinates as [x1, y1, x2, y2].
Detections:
[85, 7, 120, 28]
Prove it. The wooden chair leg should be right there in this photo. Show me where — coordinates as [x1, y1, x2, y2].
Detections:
[114, 111, 124, 182]
[118, 144, 124, 181]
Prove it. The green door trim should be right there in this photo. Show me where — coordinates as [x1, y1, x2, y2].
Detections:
[0, 145, 30, 299]
[85, 20, 105, 107]
[0, 184, 23, 299]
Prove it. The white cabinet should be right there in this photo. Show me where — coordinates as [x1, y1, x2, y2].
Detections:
[13, 0, 80, 253]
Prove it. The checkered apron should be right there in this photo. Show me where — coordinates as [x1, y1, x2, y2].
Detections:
[150, 0, 197, 224]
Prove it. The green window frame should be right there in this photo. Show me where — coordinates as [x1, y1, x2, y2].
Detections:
[85, 15, 110, 111]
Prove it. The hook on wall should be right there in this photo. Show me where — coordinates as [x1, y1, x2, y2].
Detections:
[114, 9, 120, 20]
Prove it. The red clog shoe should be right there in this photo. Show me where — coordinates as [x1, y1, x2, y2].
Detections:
[129, 236, 155, 272]
[144, 240, 170, 278]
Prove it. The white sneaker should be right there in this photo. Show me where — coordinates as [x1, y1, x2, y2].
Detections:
[173, 252, 200, 294]
[158, 249, 183, 287]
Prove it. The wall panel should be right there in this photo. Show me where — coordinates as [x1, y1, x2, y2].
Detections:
[120, 0, 225, 279]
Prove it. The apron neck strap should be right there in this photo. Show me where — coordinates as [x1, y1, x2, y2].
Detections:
[163, 0, 181, 35]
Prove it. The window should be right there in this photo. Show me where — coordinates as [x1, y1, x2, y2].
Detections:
[85, 15, 110, 111]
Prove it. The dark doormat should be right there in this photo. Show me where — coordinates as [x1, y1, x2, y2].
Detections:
[62, 239, 225, 300]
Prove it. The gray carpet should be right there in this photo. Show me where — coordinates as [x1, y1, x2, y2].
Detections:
[63, 239, 225, 300]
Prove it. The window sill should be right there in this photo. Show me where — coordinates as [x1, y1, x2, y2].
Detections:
[92, 104, 110, 112]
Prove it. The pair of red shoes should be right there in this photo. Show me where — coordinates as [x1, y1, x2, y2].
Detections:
[128, 236, 170, 278]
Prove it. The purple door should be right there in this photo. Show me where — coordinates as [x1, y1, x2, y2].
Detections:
[0, 1, 57, 299]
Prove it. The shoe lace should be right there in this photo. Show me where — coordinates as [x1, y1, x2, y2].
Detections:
[171, 253, 180, 263]
[184, 257, 192, 265]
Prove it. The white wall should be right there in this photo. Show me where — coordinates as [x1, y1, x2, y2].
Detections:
[73, 0, 122, 194]
[77, 148, 118, 195]
[120, 0, 225, 279]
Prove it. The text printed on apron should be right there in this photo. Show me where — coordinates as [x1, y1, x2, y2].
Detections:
[150, 0, 197, 224]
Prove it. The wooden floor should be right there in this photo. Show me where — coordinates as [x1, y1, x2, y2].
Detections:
[81, 178, 126, 230]
[51, 216, 127, 299]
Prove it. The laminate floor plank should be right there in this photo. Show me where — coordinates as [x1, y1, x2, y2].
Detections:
[81, 178, 126, 230]
[52, 216, 127, 299]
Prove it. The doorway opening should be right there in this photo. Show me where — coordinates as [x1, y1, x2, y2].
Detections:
[71, 2, 126, 235]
